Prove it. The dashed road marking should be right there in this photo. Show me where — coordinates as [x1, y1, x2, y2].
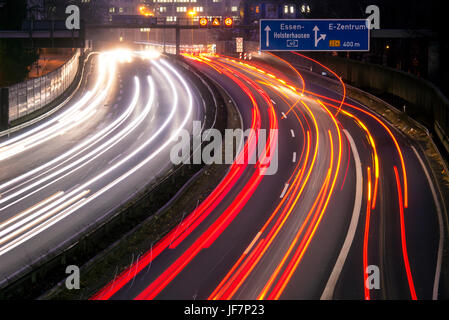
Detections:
[244, 232, 262, 255]
[108, 153, 122, 165]
[292, 152, 297, 163]
[280, 183, 289, 198]
[290, 130, 295, 138]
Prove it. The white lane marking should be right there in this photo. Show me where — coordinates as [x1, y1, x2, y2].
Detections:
[321, 130, 363, 300]
[244, 232, 262, 255]
[292, 152, 297, 163]
[108, 153, 122, 165]
[271, 99, 277, 105]
[280, 183, 289, 199]
[411, 146, 444, 300]
[281, 112, 287, 119]
[290, 130, 295, 138]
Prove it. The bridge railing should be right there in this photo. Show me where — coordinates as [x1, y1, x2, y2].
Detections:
[136, 41, 213, 55]
[6, 49, 80, 123]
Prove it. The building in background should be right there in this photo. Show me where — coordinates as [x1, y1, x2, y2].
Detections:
[144, 0, 241, 25]
[242, 0, 312, 26]
[26, 0, 45, 20]
[130, 0, 243, 49]
[41, 0, 109, 24]
[108, 0, 143, 20]
[239, 0, 313, 42]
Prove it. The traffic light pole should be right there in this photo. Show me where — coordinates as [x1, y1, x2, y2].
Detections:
[163, 21, 166, 54]
[176, 24, 181, 56]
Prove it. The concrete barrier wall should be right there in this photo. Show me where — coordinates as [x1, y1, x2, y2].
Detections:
[286, 53, 449, 153]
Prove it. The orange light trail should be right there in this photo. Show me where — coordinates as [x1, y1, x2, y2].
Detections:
[290, 52, 346, 116]
[132, 56, 279, 300]
[93, 52, 414, 301]
[205, 58, 317, 299]
[363, 167, 372, 300]
[258, 169, 331, 300]
[310, 93, 407, 209]
[206, 57, 344, 300]
[338, 108, 380, 210]
[394, 166, 418, 300]
[207, 62, 319, 300]
[91, 55, 263, 300]
[268, 125, 342, 300]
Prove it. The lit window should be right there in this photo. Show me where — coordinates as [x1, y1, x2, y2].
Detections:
[301, 4, 311, 13]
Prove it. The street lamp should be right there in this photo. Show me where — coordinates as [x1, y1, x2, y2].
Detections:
[138, 6, 155, 42]
[139, 5, 154, 17]
[188, 11, 197, 51]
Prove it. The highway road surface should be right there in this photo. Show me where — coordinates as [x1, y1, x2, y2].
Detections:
[93, 52, 444, 300]
[0, 50, 206, 286]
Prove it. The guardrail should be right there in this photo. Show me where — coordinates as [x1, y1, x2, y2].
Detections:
[136, 41, 213, 55]
[0, 49, 80, 127]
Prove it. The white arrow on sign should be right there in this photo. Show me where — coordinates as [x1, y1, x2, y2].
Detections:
[264, 25, 271, 47]
[313, 25, 326, 47]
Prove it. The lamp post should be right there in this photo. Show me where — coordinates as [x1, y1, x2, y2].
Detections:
[139, 5, 155, 43]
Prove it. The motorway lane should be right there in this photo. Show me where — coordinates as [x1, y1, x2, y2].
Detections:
[101, 54, 293, 299]
[101, 55, 354, 300]
[96, 52, 443, 300]
[0, 51, 205, 284]
[199, 57, 352, 300]
[250, 52, 441, 299]
[322, 84, 440, 300]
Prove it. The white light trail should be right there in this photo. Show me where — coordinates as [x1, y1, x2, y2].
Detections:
[0, 59, 194, 257]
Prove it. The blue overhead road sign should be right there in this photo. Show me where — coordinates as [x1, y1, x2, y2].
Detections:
[260, 19, 370, 52]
